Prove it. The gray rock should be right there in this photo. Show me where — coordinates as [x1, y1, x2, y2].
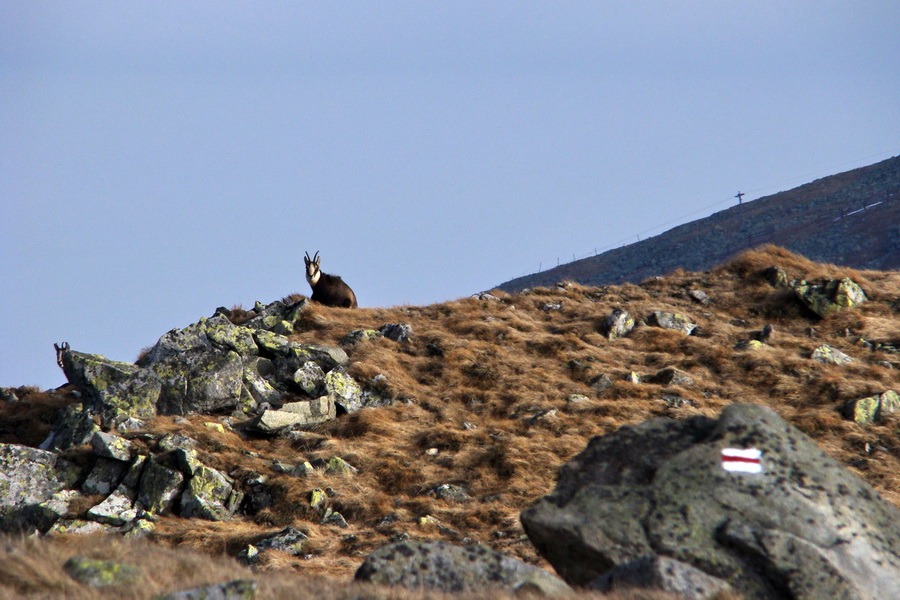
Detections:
[91, 431, 136, 461]
[688, 289, 711, 305]
[157, 432, 199, 452]
[355, 540, 572, 595]
[427, 484, 471, 502]
[136, 459, 184, 515]
[154, 579, 257, 600]
[180, 465, 242, 521]
[646, 367, 694, 387]
[56, 348, 161, 428]
[520, 403, 900, 600]
[646, 311, 696, 335]
[379, 323, 413, 342]
[63, 556, 141, 588]
[341, 329, 383, 345]
[841, 390, 900, 425]
[86, 455, 147, 526]
[86, 489, 139, 526]
[792, 277, 867, 318]
[82, 457, 127, 496]
[811, 344, 854, 366]
[600, 309, 635, 340]
[324, 368, 365, 413]
[292, 361, 326, 396]
[249, 397, 337, 433]
[589, 555, 732, 599]
[239, 526, 309, 564]
[0, 444, 81, 532]
[49, 518, 117, 536]
[40, 402, 99, 451]
[763, 265, 789, 288]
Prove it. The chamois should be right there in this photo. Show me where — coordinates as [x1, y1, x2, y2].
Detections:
[304, 251, 358, 308]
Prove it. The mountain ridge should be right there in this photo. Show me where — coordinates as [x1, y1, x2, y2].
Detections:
[496, 155, 900, 293]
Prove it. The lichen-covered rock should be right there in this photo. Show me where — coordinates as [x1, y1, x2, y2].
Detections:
[181, 465, 242, 521]
[646, 311, 696, 335]
[292, 361, 326, 396]
[241, 358, 282, 406]
[140, 315, 256, 364]
[841, 390, 900, 425]
[324, 456, 357, 475]
[136, 459, 184, 515]
[155, 579, 257, 600]
[811, 344, 854, 366]
[63, 556, 141, 588]
[341, 329, 382, 345]
[520, 404, 900, 599]
[57, 349, 161, 427]
[792, 277, 868, 317]
[0, 444, 80, 532]
[91, 431, 136, 461]
[324, 368, 364, 413]
[600, 309, 635, 340]
[734, 339, 765, 352]
[153, 348, 245, 415]
[589, 555, 732, 599]
[355, 540, 572, 595]
[49, 518, 117, 536]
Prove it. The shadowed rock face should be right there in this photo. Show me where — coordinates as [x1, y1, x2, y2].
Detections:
[520, 403, 900, 600]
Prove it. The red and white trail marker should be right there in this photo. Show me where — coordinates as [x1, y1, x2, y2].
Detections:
[721, 448, 762, 473]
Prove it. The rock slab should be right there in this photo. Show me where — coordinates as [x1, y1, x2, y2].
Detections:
[355, 540, 572, 595]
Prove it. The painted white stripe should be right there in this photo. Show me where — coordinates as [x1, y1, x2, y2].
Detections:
[721, 447, 762, 473]
[721, 448, 761, 460]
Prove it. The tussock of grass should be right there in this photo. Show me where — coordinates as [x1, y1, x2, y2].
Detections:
[3, 246, 899, 599]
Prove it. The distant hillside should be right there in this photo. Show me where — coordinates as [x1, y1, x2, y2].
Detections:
[497, 155, 900, 292]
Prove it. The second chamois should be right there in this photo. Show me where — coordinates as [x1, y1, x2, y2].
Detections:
[304, 251, 358, 308]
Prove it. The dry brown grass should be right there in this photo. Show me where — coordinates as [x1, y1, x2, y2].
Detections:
[4, 246, 900, 598]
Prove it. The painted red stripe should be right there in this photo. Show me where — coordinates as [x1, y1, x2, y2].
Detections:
[722, 456, 761, 464]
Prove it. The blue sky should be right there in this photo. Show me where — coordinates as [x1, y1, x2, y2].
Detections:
[2, 2, 898, 389]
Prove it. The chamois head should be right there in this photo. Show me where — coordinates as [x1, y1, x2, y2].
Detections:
[304, 251, 358, 308]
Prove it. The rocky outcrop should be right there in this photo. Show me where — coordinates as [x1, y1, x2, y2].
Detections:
[520, 403, 900, 600]
[355, 540, 572, 596]
[50, 299, 380, 444]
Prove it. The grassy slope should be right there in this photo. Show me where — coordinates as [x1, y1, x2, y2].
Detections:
[1, 246, 898, 599]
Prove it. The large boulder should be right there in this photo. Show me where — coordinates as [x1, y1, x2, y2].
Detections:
[792, 277, 867, 318]
[355, 540, 572, 596]
[520, 403, 900, 600]
[56, 349, 161, 428]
